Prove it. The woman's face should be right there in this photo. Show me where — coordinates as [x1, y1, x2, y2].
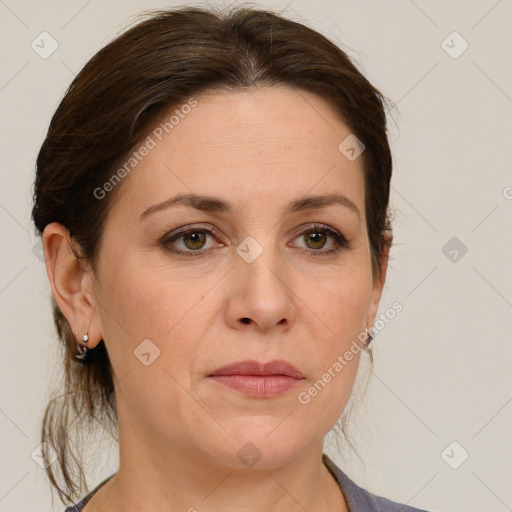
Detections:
[85, 85, 386, 469]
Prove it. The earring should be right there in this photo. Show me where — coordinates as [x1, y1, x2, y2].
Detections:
[75, 331, 89, 363]
[363, 327, 374, 350]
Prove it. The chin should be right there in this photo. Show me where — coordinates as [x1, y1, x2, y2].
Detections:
[203, 419, 312, 470]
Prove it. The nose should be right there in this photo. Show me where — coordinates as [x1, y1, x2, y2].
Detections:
[225, 241, 297, 334]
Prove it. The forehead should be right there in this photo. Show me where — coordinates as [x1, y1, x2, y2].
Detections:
[109, 85, 366, 220]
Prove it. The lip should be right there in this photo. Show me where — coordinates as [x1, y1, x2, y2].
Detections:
[208, 359, 305, 398]
[209, 359, 304, 379]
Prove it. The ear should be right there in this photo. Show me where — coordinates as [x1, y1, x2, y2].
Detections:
[42, 222, 103, 350]
[366, 234, 392, 328]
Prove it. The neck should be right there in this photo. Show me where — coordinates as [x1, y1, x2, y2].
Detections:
[84, 411, 348, 512]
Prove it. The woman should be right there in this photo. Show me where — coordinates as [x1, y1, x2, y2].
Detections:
[32, 5, 432, 512]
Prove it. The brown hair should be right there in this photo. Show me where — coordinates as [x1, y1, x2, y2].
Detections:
[31, 4, 394, 504]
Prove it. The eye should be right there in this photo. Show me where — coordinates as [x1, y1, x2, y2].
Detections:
[162, 226, 222, 256]
[161, 223, 349, 257]
[291, 224, 349, 256]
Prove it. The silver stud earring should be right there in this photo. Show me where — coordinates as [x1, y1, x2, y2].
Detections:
[75, 331, 89, 362]
[363, 327, 374, 350]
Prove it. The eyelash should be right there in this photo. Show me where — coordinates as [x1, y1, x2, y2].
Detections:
[161, 223, 349, 258]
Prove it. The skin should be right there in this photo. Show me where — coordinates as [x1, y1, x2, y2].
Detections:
[44, 85, 389, 512]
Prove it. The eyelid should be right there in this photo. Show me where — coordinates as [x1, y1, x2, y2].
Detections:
[162, 223, 224, 251]
[294, 222, 344, 238]
[165, 222, 221, 239]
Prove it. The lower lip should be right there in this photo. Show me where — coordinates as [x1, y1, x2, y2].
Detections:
[209, 375, 303, 398]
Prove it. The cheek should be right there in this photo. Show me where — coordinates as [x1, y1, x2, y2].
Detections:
[96, 259, 214, 382]
[311, 265, 373, 339]
[94, 267, 208, 435]
[98, 257, 189, 335]
[295, 266, 371, 415]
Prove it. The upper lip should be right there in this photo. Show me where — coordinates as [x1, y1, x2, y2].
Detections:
[209, 359, 304, 379]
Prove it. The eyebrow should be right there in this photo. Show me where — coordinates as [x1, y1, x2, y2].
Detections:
[138, 192, 360, 222]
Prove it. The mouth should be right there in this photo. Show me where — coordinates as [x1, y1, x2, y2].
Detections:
[208, 359, 305, 398]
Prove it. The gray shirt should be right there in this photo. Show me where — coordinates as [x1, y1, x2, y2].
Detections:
[63, 453, 432, 511]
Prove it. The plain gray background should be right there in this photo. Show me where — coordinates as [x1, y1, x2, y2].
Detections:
[0, 0, 511, 511]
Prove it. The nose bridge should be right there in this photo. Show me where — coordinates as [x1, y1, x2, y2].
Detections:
[229, 229, 296, 330]
[237, 231, 288, 295]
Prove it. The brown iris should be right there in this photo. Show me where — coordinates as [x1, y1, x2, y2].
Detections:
[183, 231, 207, 250]
[304, 231, 327, 250]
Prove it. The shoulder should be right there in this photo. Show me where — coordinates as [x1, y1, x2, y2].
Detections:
[364, 493, 432, 512]
[63, 504, 84, 512]
[61, 474, 115, 512]
[63, 501, 87, 512]
[322, 453, 433, 512]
